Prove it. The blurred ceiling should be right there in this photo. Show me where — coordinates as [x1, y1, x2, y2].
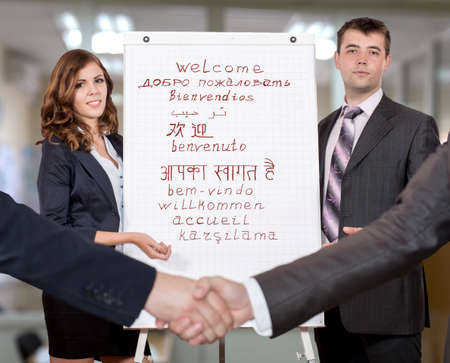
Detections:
[1, 0, 450, 86]
[13, 0, 450, 11]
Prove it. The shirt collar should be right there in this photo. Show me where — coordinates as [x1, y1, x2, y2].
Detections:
[341, 88, 383, 119]
[104, 136, 118, 159]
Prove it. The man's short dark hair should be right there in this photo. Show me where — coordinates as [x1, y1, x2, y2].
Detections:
[337, 17, 391, 56]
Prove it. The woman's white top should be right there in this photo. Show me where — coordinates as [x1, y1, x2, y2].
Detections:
[90, 136, 124, 252]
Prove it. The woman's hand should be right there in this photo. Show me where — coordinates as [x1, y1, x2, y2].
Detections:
[94, 231, 172, 260]
[132, 232, 172, 260]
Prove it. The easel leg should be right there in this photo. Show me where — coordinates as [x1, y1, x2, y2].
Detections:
[298, 327, 316, 362]
[219, 337, 225, 363]
[135, 329, 149, 363]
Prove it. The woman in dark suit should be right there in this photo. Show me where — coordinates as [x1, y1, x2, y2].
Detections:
[37, 49, 170, 363]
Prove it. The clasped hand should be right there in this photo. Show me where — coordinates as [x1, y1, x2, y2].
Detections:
[145, 273, 253, 345]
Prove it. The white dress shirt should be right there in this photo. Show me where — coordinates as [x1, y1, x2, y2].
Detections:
[321, 88, 383, 243]
[243, 278, 273, 336]
[90, 136, 124, 251]
[247, 88, 384, 336]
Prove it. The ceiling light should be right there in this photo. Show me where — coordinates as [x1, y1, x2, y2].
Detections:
[60, 12, 79, 30]
[116, 15, 133, 32]
[289, 22, 305, 33]
[315, 38, 336, 60]
[92, 32, 123, 54]
[287, 20, 335, 41]
[98, 14, 113, 31]
[321, 25, 335, 39]
[306, 22, 323, 36]
[62, 29, 82, 49]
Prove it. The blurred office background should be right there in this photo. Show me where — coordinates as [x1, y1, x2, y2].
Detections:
[0, 0, 449, 362]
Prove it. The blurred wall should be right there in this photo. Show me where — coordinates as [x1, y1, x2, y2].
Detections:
[0, 44, 43, 210]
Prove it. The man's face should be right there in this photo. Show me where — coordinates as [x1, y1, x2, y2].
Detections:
[334, 29, 391, 97]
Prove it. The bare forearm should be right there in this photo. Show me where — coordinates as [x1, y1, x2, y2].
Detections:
[94, 231, 137, 246]
[95, 231, 171, 260]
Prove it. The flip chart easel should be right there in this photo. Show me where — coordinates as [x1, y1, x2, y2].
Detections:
[123, 32, 323, 362]
[134, 329, 150, 363]
[133, 329, 316, 362]
[298, 327, 316, 362]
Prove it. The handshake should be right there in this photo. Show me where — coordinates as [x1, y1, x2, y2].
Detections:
[144, 272, 255, 345]
[142, 227, 366, 344]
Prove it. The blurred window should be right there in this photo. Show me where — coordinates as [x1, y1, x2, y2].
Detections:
[436, 38, 450, 140]
[404, 56, 426, 112]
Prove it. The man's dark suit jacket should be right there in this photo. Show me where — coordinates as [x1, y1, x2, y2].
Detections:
[0, 191, 155, 326]
[255, 136, 450, 338]
[317, 95, 440, 334]
[37, 134, 123, 242]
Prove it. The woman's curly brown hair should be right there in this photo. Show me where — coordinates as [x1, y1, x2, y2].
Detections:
[37, 49, 118, 151]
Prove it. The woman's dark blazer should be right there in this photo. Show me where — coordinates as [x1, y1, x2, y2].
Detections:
[37, 133, 123, 240]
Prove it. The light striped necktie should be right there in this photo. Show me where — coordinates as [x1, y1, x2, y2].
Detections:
[322, 106, 363, 243]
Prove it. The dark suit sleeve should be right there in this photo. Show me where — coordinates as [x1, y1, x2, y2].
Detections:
[255, 143, 450, 338]
[38, 140, 96, 242]
[0, 191, 155, 326]
[406, 115, 440, 180]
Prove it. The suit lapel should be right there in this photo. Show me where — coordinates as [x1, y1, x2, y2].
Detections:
[106, 134, 123, 159]
[318, 108, 341, 198]
[73, 150, 118, 212]
[346, 95, 396, 173]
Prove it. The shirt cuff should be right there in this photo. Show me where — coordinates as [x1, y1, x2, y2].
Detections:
[243, 277, 273, 337]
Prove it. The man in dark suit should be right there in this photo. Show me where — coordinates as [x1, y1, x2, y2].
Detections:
[0, 191, 232, 343]
[315, 17, 440, 362]
[168, 16, 442, 360]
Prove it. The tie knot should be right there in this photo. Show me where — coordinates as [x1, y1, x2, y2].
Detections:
[343, 106, 363, 120]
